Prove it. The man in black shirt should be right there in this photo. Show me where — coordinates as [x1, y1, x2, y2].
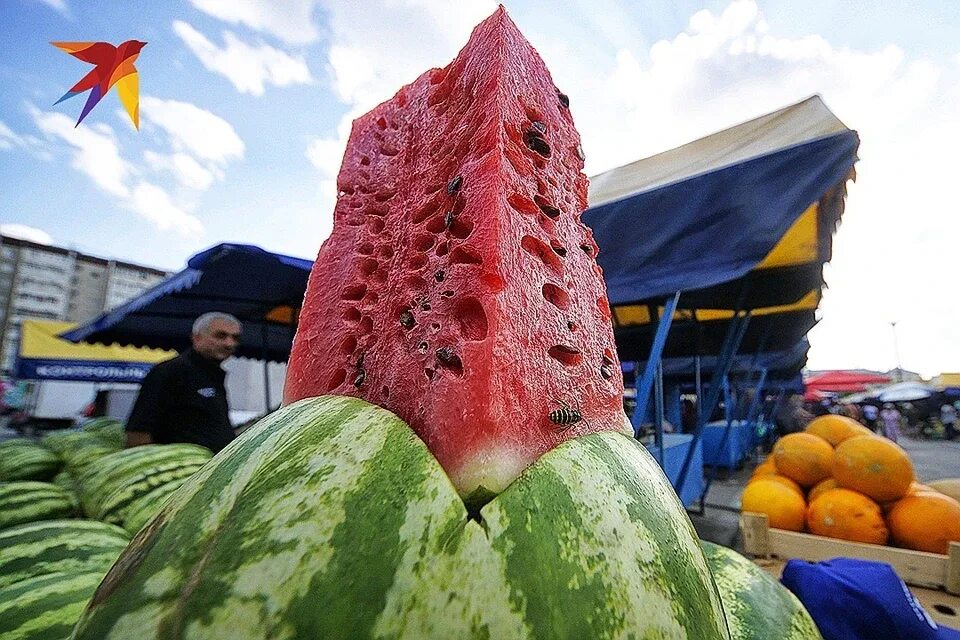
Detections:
[125, 312, 242, 453]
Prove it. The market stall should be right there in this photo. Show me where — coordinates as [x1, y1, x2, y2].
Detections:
[584, 95, 859, 503]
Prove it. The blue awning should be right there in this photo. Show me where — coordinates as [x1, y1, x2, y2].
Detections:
[584, 95, 858, 309]
[61, 243, 313, 361]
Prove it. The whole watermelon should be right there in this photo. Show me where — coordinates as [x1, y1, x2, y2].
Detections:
[73, 396, 728, 639]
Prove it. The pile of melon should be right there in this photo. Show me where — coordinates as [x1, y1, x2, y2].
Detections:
[742, 414, 960, 554]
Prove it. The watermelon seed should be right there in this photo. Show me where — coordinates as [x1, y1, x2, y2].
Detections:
[602, 353, 616, 367]
[417, 341, 429, 354]
[430, 322, 441, 333]
[524, 130, 551, 158]
[447, 175, 463, 195]
[355, 352, 365, 369]
[353, 370, 365, 387]
[434, 270, 445, 282]
[580, 243, 595, 256]
[600, 364, 614, 380]
[551, 242, 567, 257]
[444, 211, 456, 229]
[576, 145, 586, 161]
[567, 320, 577, 332]
[399, 309, 415, 330]
[421, 301, 432, 311]
[531, 120, 547, 134]
[425, 368, 436, 380]
[435, 347, 463, 375]
[535, 195, 561, 218]
[440, 290, 455, 298]
[557, 90, 570, 108]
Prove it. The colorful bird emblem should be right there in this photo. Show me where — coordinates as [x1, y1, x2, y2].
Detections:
[51, 40, 147, 129]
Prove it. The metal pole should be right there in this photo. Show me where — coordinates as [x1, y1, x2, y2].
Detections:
[890, 321, 902, 382]
[632, 291, 681, 435]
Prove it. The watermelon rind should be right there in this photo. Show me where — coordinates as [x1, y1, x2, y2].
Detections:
[0, 439, 62, 481]
[0, 519, 130, 589]
[0, 481, 77, 531]
[700, 540, 823, 640]
[72, 396, 729, 639]
[0, 570, 108, 640]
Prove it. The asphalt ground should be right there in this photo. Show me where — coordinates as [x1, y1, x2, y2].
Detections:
[690, 434, 960, 551]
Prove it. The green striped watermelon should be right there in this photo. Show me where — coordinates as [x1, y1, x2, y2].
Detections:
[0, 482, 77, 531]
[0, 519, 130, 589]
[72, 396, 729, 639]
[95, 460, 206, 525]
[119, 480, 182, 534]
[0, 439, 61, 481]
[0, 570, 107, 640]
[75, 444, 211, 517]
[700, 541, 822, 640]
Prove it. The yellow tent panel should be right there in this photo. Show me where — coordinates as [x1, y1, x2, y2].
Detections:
[19, 320, 175, 363]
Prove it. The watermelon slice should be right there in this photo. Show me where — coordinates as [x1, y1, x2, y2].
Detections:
[285, 7, 627, 499]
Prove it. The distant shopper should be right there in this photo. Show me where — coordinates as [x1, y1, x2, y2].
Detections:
[125, 312, 242, 454]
[941, 402, 958, 441]
[879, 403, 901, 443]
[861, 403, 879, 432]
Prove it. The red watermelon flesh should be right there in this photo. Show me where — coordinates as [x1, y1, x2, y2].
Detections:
[285, 7, 626, 499]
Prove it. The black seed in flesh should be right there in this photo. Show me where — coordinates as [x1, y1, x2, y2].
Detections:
[417, 341, 429, 354]
[435, 270, 445, 282]
[356, 352, 365, 369]
[538, 201, 561, 219]
[602, 354, 616, 367]
[531, 120, 547, 134]
[576, 145, 585, 161]
[557, 90, 570, 108]
[447, 175, 463, 195]
[552, 245, 567, 257]
[567, 320, 576, 331]
[524, 130, 551, 157]
[436, 347, 462, 368]
[354, 370, 366, 387]
[444, 211, 456, 230]
[400, 310, 415, 330]
[580, 244, 594, 256]
[600, 364, 614, 380]
[420, 301, 432, 312]
[440, 290, 455, 298]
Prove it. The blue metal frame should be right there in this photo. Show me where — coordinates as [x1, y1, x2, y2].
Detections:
[675, 310, 752, 496]
[631, 291, 681, 434]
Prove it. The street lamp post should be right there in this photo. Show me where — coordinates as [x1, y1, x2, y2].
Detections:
[890, 321, 902, 382]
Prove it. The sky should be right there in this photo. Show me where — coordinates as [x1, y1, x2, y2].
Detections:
[0, 0, 959, 377]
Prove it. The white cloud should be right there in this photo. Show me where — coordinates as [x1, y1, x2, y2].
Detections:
[186, 0, 322, 44]
[128, 182, 204, 236]
[139, 96, 244, 164]
[0, 121, 23, 150]
[172, 20, 312, 96]
[34, 0, 70, 18]
[144, 150, 219, 190]
[30, 107, 131, 197]
[28, 105, 208, 236]
[0, 224, 53, 245]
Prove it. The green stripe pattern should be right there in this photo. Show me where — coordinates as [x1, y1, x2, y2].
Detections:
[0, 519, 130, 589]
[701, 541, 822, 640]
[0, 439, 61, 482]
[0, 570, 107, 640]
[0, 482, 77, 531]
[75, 444, 211, 518]
[73, 395, 729, 639]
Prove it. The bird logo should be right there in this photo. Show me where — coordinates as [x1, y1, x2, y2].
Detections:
[51, 40, 147, 129]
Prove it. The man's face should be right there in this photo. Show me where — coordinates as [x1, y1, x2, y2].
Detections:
[192, 319, 241, 362]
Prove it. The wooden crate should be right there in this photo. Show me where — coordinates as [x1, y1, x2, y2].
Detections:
[740, 511, 960, 595]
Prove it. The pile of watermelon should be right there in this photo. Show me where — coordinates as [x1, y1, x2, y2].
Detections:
[0, 423, 212, 638]
[2, 8, 824, 639]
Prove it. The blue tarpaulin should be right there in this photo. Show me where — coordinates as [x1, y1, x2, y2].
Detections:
[584, 96, 858, 310]
[61, 244, 312, 361]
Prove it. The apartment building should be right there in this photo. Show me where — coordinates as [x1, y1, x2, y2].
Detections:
[0, 235, 169, 372]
